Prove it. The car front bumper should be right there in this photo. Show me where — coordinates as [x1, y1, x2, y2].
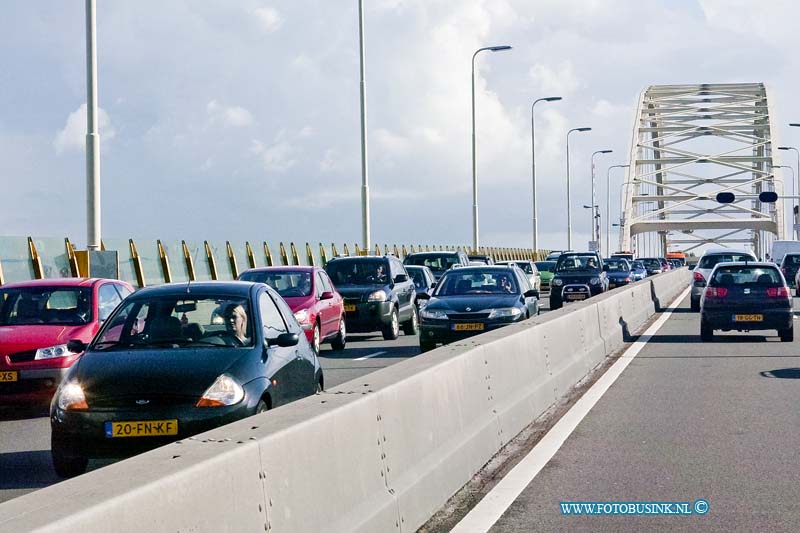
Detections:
[343, 301, 394, 332]
[0, 366, 71, 405]
[420, 317, 520, 345]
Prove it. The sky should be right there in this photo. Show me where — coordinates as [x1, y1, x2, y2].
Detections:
[2, 0, 800, 252]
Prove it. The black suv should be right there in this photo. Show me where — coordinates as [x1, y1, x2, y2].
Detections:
[403, 251, 469, 281]
[324, 255, 417, 340]
[549, 251, 609, 310]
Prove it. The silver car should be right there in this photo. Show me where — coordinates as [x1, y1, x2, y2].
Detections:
[690, 249, 757, 311]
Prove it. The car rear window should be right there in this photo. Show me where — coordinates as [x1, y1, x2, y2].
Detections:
[698, 254, 756, 269]
[535, 261, 556, 272]
[404, 254, 461, 272]
[325, 259, 389, 285]
[711, 266, 782, 286]
[239, 271, 312, 297]
[555, 255, 600, 272]
[782, 255, 800, 266]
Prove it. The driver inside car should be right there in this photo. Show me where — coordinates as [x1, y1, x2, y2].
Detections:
[223, 303, 251, 345]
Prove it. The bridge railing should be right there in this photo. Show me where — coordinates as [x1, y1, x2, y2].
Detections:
[0, 236, 551, 288]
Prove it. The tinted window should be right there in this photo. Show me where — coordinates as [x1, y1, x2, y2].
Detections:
[783, 255, 800, 266]
[98, 284, 123, 322]
[513, 262, 534, 274]
[0, 287, 92, 325]
[698, 254, 756, 269]
[325, 259, 389, 285]
[407, 268, 427, 289]
[535, 261, 556, 272]
[435, 270, 519, 296]
[260, 292, 288, 340]
[555, 255, 601, 272]
[711, 266, 781, 286]
[403, 254, 461, 272]
[605, 259, 630, 271]
[240, 270, 313, 298]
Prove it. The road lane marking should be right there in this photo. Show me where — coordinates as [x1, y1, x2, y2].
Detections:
[354, 351, 387, 361]
[451, 286, 692, 533]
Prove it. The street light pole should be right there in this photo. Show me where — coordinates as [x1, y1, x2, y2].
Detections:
[531, 96, 562, 254]
[358, 0, 371, 252]
[472, 44, 511, 252]
[591, 149, 612, 253]
[85, 0, 101, 251]
[772, 164, 795, 237]
[566, 127, 591, 250]
[606, 164, 629, 256]
[778, 145, 800, 239]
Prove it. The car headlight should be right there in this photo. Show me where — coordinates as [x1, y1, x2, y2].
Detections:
[293, 309, 310, 324]
[57, 382, 88, 411]
[196, 374, 244, 407]
[367, 290, 387, 302]
[590, 277, 600, 285]
[35, 343, 79, 360]
[420, 308, 448, 320]
[488, 307, 522, 319]
[553, 279, 564, 286]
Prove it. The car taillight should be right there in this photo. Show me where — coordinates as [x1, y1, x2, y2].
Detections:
[767, 286, 790, 298]
[694, 271, 705, 283]
[706, 287, 728, 298]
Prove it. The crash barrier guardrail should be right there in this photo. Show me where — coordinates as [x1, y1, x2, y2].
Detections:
[0, 236, 551, 288]
[0, 269, 690, 532]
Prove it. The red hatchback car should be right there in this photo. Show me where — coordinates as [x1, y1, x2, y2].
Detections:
[0, 278, 134, 405]
[238, 267, 346, 354]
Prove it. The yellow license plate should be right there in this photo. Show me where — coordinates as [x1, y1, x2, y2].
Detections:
[734, 314, 763, 322]
[344, 304, 357, 312]
[0, 371, 18, 382]
[454, 323, 484, 331]
[566, 294, 587, 300]
[105, 419, 179, 438]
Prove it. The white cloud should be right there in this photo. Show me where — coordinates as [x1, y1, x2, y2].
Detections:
[54, 104, 115, 154]
[253, 7, 283, 33]
[251, 138, 296, 173]
[528, 61, 580, 98]
[206, 100, 254, 127]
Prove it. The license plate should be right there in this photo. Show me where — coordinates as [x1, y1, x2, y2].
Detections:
[105, 420, 179, 438]
[344, 304, 357, 312]
[734, 314, 763, 322]
[0, 371, 18, 382]
[566, 294, 587, 300]
[609, 283, 616, 288]
[453, 323, 484, 332]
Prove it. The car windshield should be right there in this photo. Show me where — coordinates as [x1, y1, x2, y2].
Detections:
[641, 258, 662, 268]
[404, 254, 461, 273]
[698, 254, 755, 269]
[535, 261, 556, 272]
[325, 259, 389, 285]
[435, 270, 519, 296]
[711, 266, 781, 287]
[92, 295, 254, 350]
[239, 271, 312, 297]
[0, 287, 92, 326]
[605, 259, 630, 272]
[555, 255, 600, 272]
[406, 268, 428, 289]
[631, 261, 645, 270]
[512, 262, 534, 274]
[783, 255, 800, 266]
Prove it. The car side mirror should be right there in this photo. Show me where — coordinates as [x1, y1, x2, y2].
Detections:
[524, 289, 539, 299]
[320, 291, 334, 300]
[416, 292, 431, 300]
[67, 339, 88, 353]
[394, 274, 408, 283]
[268, 332, 300, 348]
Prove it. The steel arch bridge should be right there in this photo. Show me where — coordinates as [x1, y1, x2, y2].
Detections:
[619, 83, 784, 259]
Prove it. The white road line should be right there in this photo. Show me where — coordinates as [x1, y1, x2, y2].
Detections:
[354, 351, 387, 361]
[451, 286, 692, 533]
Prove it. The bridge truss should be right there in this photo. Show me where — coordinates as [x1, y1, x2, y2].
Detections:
[619, 83, 783, 259]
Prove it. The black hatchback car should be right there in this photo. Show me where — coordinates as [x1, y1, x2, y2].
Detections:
[49, 281, 322, 477]
[403, 251, 469, 281]
[700, 262, 792, 342]
[549, 252, 609, 310]
[416, 265, 539, 352]
[324, 255, 417, 340]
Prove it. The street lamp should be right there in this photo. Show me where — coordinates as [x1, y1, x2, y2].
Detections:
[583, 204, 600, 250]
[606, 164, 629, 256]
[358, 0, 370, 252]
[85, 0, 101, 251]
[591, 149, 613, 252]
[472, 44, 512, 252]
[531, 96, 562, 253]
[566, 127, 592, 249]
[771, 164, 795, 238]
[778, 145, 800, 233]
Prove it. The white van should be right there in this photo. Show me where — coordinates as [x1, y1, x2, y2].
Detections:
[770, 240, 800, 265]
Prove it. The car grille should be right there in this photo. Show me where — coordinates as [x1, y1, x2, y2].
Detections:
[89, 393, 198, 410]
[344, 297, 362, 305]
[448, 313, 490, 320]
[8, 350, 37, 364]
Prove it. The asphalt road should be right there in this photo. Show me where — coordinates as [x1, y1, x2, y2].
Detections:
[487, 293, 800, 532]
[0, 294, 551, 504]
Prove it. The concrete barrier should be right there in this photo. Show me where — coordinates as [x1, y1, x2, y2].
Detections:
[0, 269, 690, 533]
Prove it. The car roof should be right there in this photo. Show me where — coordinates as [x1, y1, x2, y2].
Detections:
[0, 278, 107, 289]
[130, 281, 256, 298]
[710, 261, 776, 269]
[240, 266, 315, 274]
[700, 249, 754, 256]
[405, 251, 461, 257]
[447, 265, 517, 272]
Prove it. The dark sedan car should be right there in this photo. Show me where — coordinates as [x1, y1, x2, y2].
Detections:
[49, 281, 322, 477]
[700, 262, 792, 342]
[324, 255, 417, 340]
[638, 257, 664, 276]
[549, 252, 608, 310]
[604, 258, 633, 289]
[403, 251, 469, 281]
[405, 265, 437, 301]
[416, 265, 539, 352]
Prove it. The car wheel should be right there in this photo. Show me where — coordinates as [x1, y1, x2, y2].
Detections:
[419, 340, 436, 352]
[330, 317, 346, 350]
[51, 437, 88, 478]
[382, 308, 400, 340]
[402, 306, 419, 335]
[780, 326, 794, 343]
[311, 322, 321, 355]
[690, 298, 700, 312]
[700, 320, 713, 342]
[255, 399, 269, 413]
